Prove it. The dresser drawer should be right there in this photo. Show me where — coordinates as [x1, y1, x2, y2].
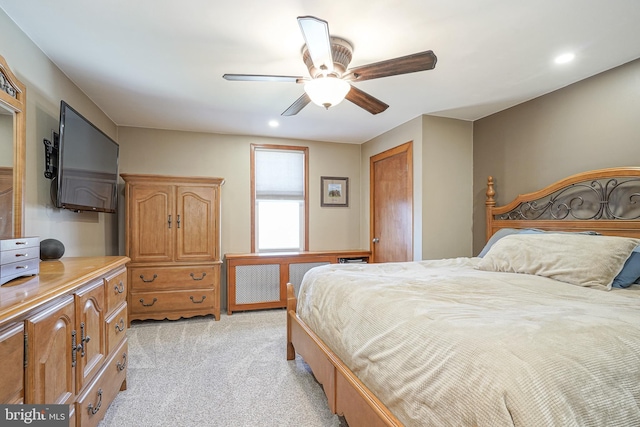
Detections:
[0, 237, 39, 251]
[129, 265, 218, 291]
[0, 246, 39, 264]
[130, 289, 216, 316]
[105, 303, 127, 354]
[76, 339, 128, 427]
[0, 258, 39, 283]
[104, 268, 127, 314]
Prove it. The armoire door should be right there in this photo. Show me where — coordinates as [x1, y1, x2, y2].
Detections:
[175, 185, 218, 262]
[25, 295, 76, 405]
[128, 184, 175, 262]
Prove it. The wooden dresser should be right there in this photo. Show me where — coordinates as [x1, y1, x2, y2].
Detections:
[0, 256, 129, 427]
[121, 174, 224, 323]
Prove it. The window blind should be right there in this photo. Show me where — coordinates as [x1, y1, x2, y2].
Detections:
[255, 149, 304, 199]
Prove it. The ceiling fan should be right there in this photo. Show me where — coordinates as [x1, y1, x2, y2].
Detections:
[223, 16, 437, 116]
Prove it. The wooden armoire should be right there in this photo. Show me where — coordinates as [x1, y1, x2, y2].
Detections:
[121, 174, 224, 323]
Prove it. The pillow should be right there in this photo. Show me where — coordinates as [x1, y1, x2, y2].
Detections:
[478, 228, 600, 258]
[476, 233, 640, 290]
[477, 228, 521, 257]
[611, 246, 640, 288]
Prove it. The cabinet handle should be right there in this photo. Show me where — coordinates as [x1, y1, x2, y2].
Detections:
[190, 272, 206, 281]
[14, 241, 28, 245]
[115, 318, 125, 332]
[14, 253, 29, 257]
[177, 214, 181, 228]
[168, 214, 172, 228]
[116, 352, 127, 372]
[87, 388, 103, 415]
[139, 274, 157, 283]
[14, 265, 30, 270]
[114, 280, 125, 294]
[71, 330, 81, 368]
[190, 295, 206, 304]
[139, 298, 157, 307]
[80, 322, 91, 358]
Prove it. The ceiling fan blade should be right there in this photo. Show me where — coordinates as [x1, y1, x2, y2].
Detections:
[297, 16, 334, 74]
[281, 93, 311, 116]
[343, 50, 437, 82]
[223, 74, 305, 83]
[345, 85, 389, 115]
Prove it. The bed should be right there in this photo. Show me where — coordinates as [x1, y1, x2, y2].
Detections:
[286, 167, 640, 427]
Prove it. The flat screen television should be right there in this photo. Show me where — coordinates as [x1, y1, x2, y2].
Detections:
[53, 101, 119, 213]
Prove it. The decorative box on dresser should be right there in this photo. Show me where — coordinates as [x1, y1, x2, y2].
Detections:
[121, 174, 224, 324]
[0, 256, 129, 427]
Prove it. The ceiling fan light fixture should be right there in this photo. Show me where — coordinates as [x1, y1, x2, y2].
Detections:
[304, 77, 350, 109]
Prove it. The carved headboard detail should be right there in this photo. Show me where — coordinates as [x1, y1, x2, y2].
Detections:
[486, 167, 640, 241]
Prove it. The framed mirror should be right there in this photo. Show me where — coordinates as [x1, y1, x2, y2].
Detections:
[0, 54, 26, 239]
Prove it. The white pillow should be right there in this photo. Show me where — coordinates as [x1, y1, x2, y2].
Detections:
[476, 233, 640, 290]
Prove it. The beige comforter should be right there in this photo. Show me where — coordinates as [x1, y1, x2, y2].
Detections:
[296, 258, 640, 427]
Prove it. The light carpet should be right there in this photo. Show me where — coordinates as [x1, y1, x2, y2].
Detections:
[98, 309, 344, 427]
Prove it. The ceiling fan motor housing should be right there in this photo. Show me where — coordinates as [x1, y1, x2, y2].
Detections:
[302, 37, 353, 78]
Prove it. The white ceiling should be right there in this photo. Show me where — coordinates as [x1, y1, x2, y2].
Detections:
[1, 0, 639, 144]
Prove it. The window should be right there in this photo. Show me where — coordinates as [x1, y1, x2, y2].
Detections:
[251, 144, 308, 252]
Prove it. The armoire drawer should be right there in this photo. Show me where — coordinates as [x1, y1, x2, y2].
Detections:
[129, 265, 218, 291]
[130, 289, 216, 316]
[105, 303, 128, 354]
[76, 338, 128, 427]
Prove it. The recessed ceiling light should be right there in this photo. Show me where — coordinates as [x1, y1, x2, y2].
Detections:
[268, 120, 279, 128]
[554, 53, 575, 64]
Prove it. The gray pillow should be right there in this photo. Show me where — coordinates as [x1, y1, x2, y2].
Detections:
[478, 228, 521, 257]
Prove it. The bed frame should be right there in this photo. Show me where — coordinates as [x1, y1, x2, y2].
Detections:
[286, 167, 640, 427]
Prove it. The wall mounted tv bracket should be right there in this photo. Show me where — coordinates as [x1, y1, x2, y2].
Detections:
[43, 132, 59, 179]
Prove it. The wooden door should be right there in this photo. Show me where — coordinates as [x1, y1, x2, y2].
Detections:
[25, 295, 75, 405]
[128, 183, 175, 262]
[370, 142, 413, 263]
[75, 281, 106, 392]
[176, 185, 218, 262]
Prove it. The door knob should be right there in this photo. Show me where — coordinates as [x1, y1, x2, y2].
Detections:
[372, 238, 380, 243]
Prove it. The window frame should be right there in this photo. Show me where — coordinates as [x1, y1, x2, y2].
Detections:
[251, 143, 309, 253]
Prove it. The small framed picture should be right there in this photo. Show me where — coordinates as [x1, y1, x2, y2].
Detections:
[321, 176, 349, 207]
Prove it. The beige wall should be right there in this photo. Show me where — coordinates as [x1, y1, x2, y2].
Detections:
[361, 115, 473, 261]
[421, 115, 473, 259]
[0, 8, 119, 256]
[116, 127, 364, 258]
[473, 58, 640, 254]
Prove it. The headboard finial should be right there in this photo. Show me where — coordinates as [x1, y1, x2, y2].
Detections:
[486, 176, 495, 207]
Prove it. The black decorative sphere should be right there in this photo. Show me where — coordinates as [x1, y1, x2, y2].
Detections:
[40, 238, 65, 260]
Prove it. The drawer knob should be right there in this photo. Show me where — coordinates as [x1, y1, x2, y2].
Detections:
[114, 281, 125, 294]
[116, 352, 127, 372]
[115, 318, 125, 332]
[190, 272, 206, 281]
[190, 295, 206, 304]
[87, 389, 103, 415]
[140, 274, 157, 283]
[139, 298, 157, 307]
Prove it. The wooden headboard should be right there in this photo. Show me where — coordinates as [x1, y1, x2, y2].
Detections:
[486, 167, 640, 240]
